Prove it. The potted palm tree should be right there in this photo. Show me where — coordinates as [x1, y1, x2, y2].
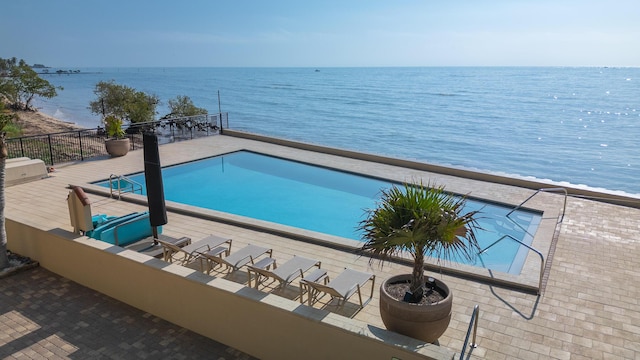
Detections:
[104, 115, 130, 157]
[359, 181, 480, 343]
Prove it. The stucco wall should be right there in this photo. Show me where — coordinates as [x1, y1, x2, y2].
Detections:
[6, 219, 454, 360]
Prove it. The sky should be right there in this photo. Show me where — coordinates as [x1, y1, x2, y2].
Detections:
[1, 0, 639, 67]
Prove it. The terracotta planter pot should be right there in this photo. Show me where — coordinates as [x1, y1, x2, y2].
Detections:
[379, 274, 452, 343]
[105, 138, 130, 157]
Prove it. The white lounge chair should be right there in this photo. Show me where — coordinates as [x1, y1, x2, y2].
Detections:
[301, 268, 375, 309]
[157, 234, 232, 271]
[203, 244, 272, 274]
[247, 255, 321, 289]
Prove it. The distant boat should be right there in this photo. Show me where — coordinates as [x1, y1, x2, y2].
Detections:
[315, 69, 320, 72]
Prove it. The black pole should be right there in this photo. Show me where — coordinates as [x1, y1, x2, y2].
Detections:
[143, 133, 167, 243]
[217, 91, 223, 134]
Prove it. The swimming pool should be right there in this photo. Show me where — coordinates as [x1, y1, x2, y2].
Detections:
[96, 150, 541, 274]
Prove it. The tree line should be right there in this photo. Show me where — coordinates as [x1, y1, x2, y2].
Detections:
[0, 57, 60, 112]
[0, 56, 210, 270]
[89, 81, 207, 125]
[1, 56, 210, 135]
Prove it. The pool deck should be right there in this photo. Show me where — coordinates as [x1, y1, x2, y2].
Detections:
[4, 134, 640, 359]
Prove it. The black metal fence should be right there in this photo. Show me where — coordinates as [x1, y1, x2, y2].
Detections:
[6, 113, 227, 166]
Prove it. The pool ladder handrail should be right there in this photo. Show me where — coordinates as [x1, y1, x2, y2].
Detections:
[109, 174, 143, 199]
[478, 234, 545, 294]
[506, 187, 568, 235]
[484, 187, 565, 295]
[459, 304, 480, 360]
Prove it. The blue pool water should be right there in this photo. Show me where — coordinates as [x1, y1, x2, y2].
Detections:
[96, 151, 541, 274]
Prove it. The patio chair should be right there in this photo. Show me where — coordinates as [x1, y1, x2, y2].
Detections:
[301, 268, 375, 309]
[203, 244, 272, 274]
[157, 234, 232, 271]
[247, 255, 321, 289]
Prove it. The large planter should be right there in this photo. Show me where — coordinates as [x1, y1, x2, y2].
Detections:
[105, 138, 130, 157]
[379, 274, 452, 343]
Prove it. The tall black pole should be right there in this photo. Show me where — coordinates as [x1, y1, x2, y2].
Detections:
[143, 133, 167, 242]
[217, 90, 223, 134]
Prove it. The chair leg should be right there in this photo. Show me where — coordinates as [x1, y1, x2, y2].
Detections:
[306, 286, 316, 306]
[250, 271, 262, 289]
[206, 259, 222, 275]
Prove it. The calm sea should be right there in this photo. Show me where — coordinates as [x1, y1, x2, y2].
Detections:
[34, 67, 639, 196]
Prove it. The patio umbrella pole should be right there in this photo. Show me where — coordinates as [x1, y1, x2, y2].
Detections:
[143, 132, 168, 245]
[152, 226, 160, 244]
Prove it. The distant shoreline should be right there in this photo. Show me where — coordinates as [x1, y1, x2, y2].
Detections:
[38, 72, 103, 75]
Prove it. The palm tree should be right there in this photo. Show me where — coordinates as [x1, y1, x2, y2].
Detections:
[359, 181, 480, 302]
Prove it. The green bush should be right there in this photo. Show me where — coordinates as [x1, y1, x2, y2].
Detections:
[89, 80, 158, 124]
[104, 115, 125, 139]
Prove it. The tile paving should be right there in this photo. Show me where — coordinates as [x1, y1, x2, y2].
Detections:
[0, 267, 256, 359]
[3, 134, 640, 359]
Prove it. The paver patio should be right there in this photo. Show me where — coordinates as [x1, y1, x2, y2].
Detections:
[4, 134, 639, 359]
[0, 267, 256, 359]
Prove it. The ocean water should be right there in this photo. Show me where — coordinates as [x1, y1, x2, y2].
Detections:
[34, 67, 639, 195]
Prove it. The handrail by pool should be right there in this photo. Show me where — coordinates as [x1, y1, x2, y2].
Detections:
[478, 234, 545, 294]
[507, 187, 568, 225]
[502, 187, 567, 243]
[459, 304, 479, 360]
[109, 174, 143, 199]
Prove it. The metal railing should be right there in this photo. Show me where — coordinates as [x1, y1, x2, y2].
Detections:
[108, 174, 143, 199]
[5, 127, 110, 165]
[127, 113, 225, 142]
[475, 187, 566, 294]
[479, 234, 545, 294]
[507, 187, 568, 225]
[6, 113, 227, 166]
[459, 305, 480, 359]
